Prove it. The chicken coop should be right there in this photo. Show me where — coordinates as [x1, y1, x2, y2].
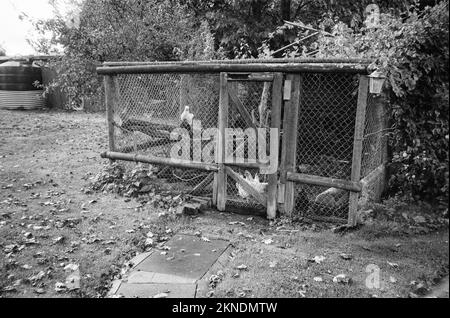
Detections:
[97, 59, 388, 225]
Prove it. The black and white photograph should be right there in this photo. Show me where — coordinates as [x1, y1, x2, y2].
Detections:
[0, 0, 448, 303]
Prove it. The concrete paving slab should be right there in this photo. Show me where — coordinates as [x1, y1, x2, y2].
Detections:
[116, 282, 197, 298]
[135, 234, 229, 280]
[126, 271, 196, 284]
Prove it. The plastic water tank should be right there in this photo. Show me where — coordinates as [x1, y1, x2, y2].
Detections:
[0, 63, 45, 110]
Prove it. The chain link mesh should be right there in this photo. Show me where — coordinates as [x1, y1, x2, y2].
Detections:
[360, 92, 388, 205]
[225, 80, 272, 211]
[293, 73, 359, 221]
[106, 70, 386, 219]
[112, 73, 219, 196]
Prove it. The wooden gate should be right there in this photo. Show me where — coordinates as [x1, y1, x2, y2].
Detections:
[213, 72, 283, 219]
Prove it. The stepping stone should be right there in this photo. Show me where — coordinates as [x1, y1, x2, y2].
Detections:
[135, 234, 229, 280]
[108, 234, 230, 298]
[116, 282, 197, 298]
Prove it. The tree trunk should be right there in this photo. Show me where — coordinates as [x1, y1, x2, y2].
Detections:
[281, 0, 291, 22]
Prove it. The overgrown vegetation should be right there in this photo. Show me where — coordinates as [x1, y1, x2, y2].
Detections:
[312, 1, 449, 207]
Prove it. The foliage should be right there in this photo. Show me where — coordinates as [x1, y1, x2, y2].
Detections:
[311, 1, 448, 205]
[29, 0, 198, 109]
[0, 45, 5, 56]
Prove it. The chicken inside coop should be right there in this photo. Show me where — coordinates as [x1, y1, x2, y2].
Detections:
[236, 170, 268, 200]
[180, 105, 194, 129]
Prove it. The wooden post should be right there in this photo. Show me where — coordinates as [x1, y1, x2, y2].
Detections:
[266, 73, 283, 219]
[282, 74, 301, 215]
[348, 75, 369, 226]
[104, 75, 117, 158]
[214, 72, 229, 211]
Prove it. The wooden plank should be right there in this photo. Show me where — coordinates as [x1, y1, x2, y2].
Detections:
[266, 73, 283, 219]
[282, 74, 301, 216]
[100, 151, 219, 171]
[216, 72, 229, 211]
[224, 166, 267, 207]
[227, 73, 274, 82]
[226, 160, 269, 170]
[286, 172, 362, 192]
[348, 75, 369, 226]
[104, 75, 117, 156]
[283, 80, 292, 101]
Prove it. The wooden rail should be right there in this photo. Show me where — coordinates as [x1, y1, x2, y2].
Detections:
[100, 151, 219, 172]
[97, 63, 369, 75]
[286, 172, 362, 192]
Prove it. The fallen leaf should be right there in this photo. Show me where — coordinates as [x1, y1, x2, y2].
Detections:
[201, 236, 211, 242]
[263, 238, 274, 245]
[145, 238, 154, 247]
[313, 277, 323, 282]
[333, 274, 352, 285]
[387, 261, 399, 269]
[390, 276, 398, 284]
[34, 288, 46, 294]
[269, 261, 277, 268]
[55, 282, 67, 292]
[309, 255, 326, 264]
[340, 253, 353, 260]
[236, 264, 248, 271]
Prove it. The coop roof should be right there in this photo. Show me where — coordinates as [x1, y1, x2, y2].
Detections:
[97, 58, 373, 75]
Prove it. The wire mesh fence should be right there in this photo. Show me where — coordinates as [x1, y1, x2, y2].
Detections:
[101, 65, 387, 223]
[111, 73, 220, 197]
[292, 73, 359, 222]
[225, 79, 272, 211]
[360, 92, 388, 206]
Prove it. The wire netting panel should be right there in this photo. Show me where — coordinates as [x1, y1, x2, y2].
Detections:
[361, 93, 386, 178]
[294, 184, 350, 222]
[360, 92, 388, 205]
[112, 73, 219, 195]
[292, 73, 359, 222]
[225, 80, 273, 210]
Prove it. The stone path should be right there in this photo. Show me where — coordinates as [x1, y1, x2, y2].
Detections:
[108, 234, 230, 298]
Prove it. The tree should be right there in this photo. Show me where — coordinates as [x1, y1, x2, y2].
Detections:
[28, 0, 201, 108]
[0, 45, 5, 56]
[312, 1, 449, 205]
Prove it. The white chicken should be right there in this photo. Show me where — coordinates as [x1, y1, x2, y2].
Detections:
[180, 105, 194, 128]
[237, 171, 268, 200]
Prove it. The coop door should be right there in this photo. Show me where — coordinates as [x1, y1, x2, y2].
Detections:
[214, 72, 283, 219]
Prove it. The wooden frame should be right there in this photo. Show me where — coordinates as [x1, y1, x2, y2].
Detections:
[215, 72, 229, 211]
[266, 73, 283, 219]
[100, 61, 383, 225]
[281, 74, 302, 216]
[348, 75, 369, 226]
[98, 63, 369, 75]
[104, 75, 117, 155]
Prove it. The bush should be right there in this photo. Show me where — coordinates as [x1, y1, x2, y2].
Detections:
[313, 1, 449, 206]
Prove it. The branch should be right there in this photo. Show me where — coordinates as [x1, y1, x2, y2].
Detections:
[284, 20, 334, 37]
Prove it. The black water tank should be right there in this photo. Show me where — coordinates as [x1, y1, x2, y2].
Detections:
[0, 65, 42, 91]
